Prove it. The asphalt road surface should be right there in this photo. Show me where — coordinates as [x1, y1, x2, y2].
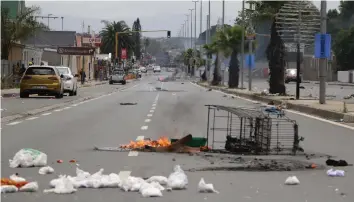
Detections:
[2, 72, 354, 202]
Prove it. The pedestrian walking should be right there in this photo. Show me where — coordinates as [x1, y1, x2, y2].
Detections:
[80, 69, 86, 84]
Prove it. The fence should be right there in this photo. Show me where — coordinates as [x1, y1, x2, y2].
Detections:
[1, 60, 19, 89]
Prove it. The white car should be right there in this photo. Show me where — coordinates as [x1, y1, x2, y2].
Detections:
[139, 66, 147, 73]
[153, 66, 161, 73]
[55, 66, 78, 96]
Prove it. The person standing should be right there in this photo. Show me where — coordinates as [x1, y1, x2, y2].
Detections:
[80, 69, 86, 84]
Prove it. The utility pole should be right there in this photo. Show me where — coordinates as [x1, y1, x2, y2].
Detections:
[48, 14, 52, 27]
[192, 0, 198, 52]
[189, 9, 194, 49]
[221, 0, 225, 85]
[248, 2, 254, 91]
[319, 0, 327, 104]
[36, 14, 58, 30]
[208, 0, 211, 81]
[185, 14, 189, 39]
[61, 17, 64, 31]
[222, 0, 225, 29]
[200, 0, 202, 41]
[240, 0, 245, 89]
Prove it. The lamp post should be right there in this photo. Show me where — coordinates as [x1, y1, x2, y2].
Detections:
[240, 0, 245, 89]
[319, 0, 327, 104]
[48, 14, 52, 27]
[189, 9, 194, 49]
[185, 14, 189, 38]
[192, 0, 198, 52]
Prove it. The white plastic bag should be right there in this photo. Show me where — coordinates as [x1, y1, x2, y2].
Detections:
[9, 174, 26, 182]
[121, 176, 145, 192]
[140, 182, 163, 197]
[39, 166, 54, 175]
[146, 176, 168, 185]
[198, 178, 219, 193]
[1, 185, 18, 193]
[9, 148, 47, 168]
[284, 176, 300, 185]
[19, 182, 39, 192]
[44, 175, 77, 194]
[327, 168, 345, 177]
[167, 165, 188, 190]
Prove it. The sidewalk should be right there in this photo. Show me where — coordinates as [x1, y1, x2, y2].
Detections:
[197, 82, 354, 123]
[1, 80, 107, 98]
[304, 80, 354, 86]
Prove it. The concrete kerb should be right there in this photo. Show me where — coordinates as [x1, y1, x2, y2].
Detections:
[197, 82, 354, 123]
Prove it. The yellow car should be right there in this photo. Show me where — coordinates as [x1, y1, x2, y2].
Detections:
[20, 65, 65, 98]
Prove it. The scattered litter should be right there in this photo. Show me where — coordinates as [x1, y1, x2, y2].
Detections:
[327, 168, 345, 177]
[146, 176, 168, 185]
[1, 185, 18, 193]
[9, 174, 26, 182]
[39, 166, 54, 175]
[1, 177, 28, 188]
[326, 159, 351, 167]
[120, 103, 137, 105]
[167, 165, 188, 190]
[198, 178, 219, 193]
[44, 175, 77, 194]
[69, 159, 77, 163]
[207, 89, 212, 91]
[9, 148, 47, 168]
[19, 181, 38, 192]
[284, 176, 300, 185]
[57, 160, 63, 163]
[223, 95, 227, 97]
[181, 83, 184, 84]
[299, 86, 305, 89]
[121, 176, 144, 192]
[140, 182, 163, 197]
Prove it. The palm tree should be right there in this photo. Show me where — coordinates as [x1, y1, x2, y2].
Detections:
[244, 1, 287, 94]
[183, 48, 193, 74]
[203, 43, 221, 85]
[100, 20, 134, 61]
[132, 18, 142, 60]
[1, 6, 42, 60]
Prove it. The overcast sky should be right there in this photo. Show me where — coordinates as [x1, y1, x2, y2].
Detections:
[26, 0, 340, 38]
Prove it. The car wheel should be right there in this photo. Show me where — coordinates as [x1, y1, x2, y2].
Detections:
[20, 92, 29, 98]
[74, 88, 77, 96]
[121, 80, 126, 85]
[69, 90, 74, 96]
[55, 92, 63, 99]
[285, 80, 289, 84]
[109, 80, 113, 85]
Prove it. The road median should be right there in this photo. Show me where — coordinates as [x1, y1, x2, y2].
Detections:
[196, 82, 354, 123]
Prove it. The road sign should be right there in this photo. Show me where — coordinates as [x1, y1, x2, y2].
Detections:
[57, 47, 95, 55]
[121, 48, 127, 59]
[245, 54, 255, 69]
[315, 33, 331, 59]
[82, 37, 102, 44]
[246, 33, 256, 40]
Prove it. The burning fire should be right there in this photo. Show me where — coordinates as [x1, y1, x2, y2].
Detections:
[120, 137, 171, 149]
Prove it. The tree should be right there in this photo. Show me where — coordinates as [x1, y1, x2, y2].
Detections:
[132, 18, 142, 60]
[100, 20, 134, 61]
[203, 43, 221, 85]
[248, 1, 287, 94]
[333, 26, 354, 71]
[182, 48, 193, 74]
[1, 6, 42, 60]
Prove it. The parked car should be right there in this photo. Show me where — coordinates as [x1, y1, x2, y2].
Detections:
[55, 66, 78, 96]
[153, 66, 161, 73]
[109, 69, 126, 85]
[20, 65, 64, 98]
[285, 68, 302, 83]
[139, 66, 147, 73]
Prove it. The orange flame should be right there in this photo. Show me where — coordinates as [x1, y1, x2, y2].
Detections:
[120, 137, 171, 149]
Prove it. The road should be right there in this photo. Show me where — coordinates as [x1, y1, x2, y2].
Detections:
[1, 72, 354, 202]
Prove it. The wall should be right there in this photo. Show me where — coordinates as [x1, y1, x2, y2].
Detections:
[8, 44, 24, 62]
[23, 46, 42, 66]
[337, 71, 354, 83]
[302, 55, 337, 81]
[42, 49, 61, 66]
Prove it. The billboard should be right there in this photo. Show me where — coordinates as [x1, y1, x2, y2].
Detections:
[121, 48, 127, 59]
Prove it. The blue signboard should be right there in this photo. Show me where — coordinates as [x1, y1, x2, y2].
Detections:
[314, 34, 331, 59]
[244, 54, 255, 69]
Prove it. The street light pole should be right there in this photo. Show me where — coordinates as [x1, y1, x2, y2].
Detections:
[189, 9, 194, 49]
[240, 0, 245, 89]
[185, 14, 189, 38]
[61, 17, 64, 31]
[192, 0, 198, 52]
[48, 14, 52, 28]
[319, 0, 327, 104]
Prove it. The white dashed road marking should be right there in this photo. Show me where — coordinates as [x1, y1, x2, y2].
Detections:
[151, 107, 156, 110]
[41, 112, 51, 116]
[147, 114, 153, 117]
[7, 121, 22, 126]
[63, 107, 71, 110]
[150, 110, 154, 113]
[128, 136, 145, 156]
[152, 104, 156, 107]
[145, 119, 151, 123]
[141, 126, 148, 130]
[136, 136, 145, 141]
[54, 109, 63, 112]
[118, 171, 131, 181]
[26, 117, 39, 121]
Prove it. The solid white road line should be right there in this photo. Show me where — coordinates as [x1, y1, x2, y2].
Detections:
[141, 126, 148, 130]
[26, 117, 39, 121]
[190, 82, 354, 131]
[71, 104, 78, 107]
[54, 109, 63, 112]
[147, 114, 153, 117]
[7, 121, 22, 126]
[63, 107, 71, 110]
[145, 119, 151, 123]
[41, 112, 51, 116]
[118, 171, 131, 181]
